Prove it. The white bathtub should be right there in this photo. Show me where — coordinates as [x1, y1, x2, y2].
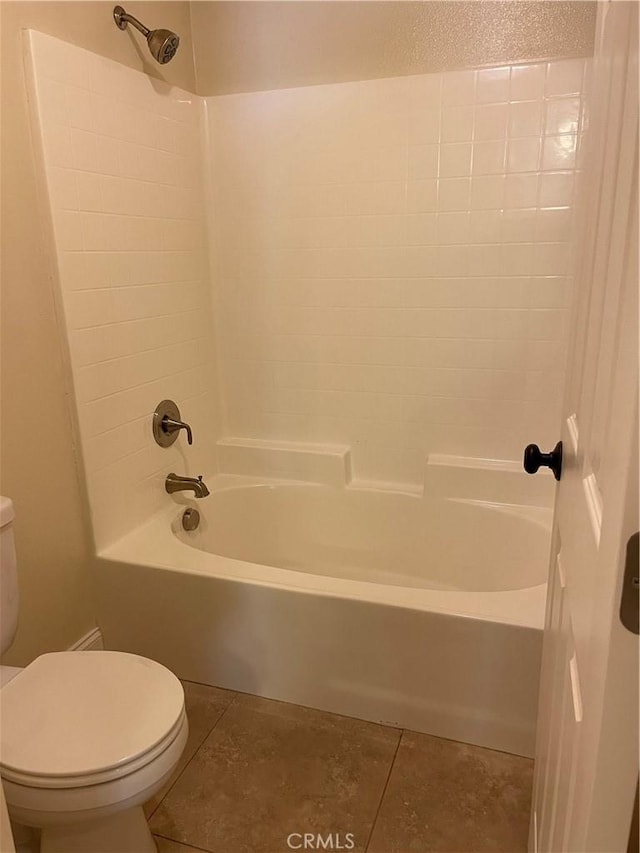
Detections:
[96, 473, 552, 757]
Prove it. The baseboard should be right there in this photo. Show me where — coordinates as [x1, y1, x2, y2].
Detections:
[68, 627, 104, 651]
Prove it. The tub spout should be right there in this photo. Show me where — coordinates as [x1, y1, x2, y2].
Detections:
[165, 473, 210, 498]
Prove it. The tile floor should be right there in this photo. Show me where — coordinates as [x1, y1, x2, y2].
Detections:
[148, 681, 533, 853]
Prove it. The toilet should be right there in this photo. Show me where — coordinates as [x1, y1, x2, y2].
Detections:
[0, 497, 189, 853]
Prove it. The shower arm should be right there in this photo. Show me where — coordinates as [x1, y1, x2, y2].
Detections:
[113, 7, 151, 38]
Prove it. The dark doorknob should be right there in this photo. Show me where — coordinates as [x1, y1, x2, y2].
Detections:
[523, 441, 563, 481]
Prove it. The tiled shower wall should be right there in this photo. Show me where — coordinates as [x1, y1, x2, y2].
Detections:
[28, 32, 219, 549]
[207, 59, 587, 487]
[29, 29, 588, 548]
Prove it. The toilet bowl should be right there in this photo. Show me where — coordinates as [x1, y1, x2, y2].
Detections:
[0, 650, 188, 853]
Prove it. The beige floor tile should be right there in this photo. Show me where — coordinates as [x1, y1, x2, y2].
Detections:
[150, 693, 401, 853]
[145, 680, 236, 817]
[367, 731, 533, 853]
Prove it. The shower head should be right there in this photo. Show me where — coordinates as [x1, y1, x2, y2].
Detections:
[147, 28, 180, 65]
[113, 6, 180, 65]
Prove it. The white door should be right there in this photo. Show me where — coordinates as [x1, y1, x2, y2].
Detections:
[530, 2, 639, 852]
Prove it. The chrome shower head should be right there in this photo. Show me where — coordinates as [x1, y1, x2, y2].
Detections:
[113, 6, 180, 65]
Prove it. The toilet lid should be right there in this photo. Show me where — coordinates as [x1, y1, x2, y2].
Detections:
[0, 651, 185, 780]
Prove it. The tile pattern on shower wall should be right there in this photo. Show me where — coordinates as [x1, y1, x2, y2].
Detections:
[28, 31, 219, 549]
[208, 58, 587, 487]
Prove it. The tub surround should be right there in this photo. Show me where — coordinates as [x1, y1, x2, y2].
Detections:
[27, 32, 587, 550]
[206, 57, 588, 489]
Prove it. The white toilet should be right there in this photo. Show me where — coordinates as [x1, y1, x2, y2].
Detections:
[0, 497, 189, 853]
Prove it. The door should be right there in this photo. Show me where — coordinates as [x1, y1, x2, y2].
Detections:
[530, 2, 639, 852]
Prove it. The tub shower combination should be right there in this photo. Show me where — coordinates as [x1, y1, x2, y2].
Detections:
[25, 27, 583, 759]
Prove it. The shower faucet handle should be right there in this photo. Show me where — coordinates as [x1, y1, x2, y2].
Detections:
[162, 416, 193, 445]
[152, 400, 193, 447]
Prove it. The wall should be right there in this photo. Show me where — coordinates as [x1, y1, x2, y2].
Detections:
[27, 30, 220, 550]
[0, 1, 196, 665]
[207, 58, 587, 488]
[192, 1, 596, 95]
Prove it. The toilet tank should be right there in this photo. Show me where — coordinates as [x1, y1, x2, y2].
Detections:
[0, 498, 19, 656]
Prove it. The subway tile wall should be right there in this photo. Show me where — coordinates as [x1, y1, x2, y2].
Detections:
[29, 29, 589, 534]
[28, 31, 219, 549]
[207, 58, 587, 487]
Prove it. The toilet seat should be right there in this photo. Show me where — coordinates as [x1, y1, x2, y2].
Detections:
[2, 712, 189, 823]
[0, 651, 185, 789]
[1, 710, 187, 789]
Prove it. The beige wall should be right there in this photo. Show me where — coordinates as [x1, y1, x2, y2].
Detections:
[192, 1, 596, 96]
[0, 1, 195, 665]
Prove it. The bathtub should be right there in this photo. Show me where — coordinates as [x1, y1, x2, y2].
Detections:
[96, 473, 551, 757]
